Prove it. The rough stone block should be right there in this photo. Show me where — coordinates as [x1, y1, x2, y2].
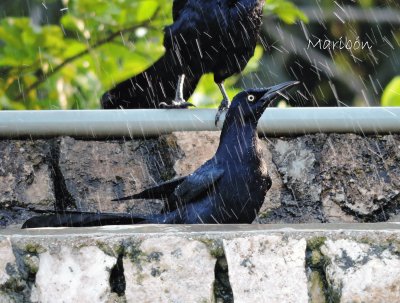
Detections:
[171, 131, 220, 176]
[321, 238, 400, 303]
[124, 237, 216, 303]
[0, 237, 15, 286]
[0, 237, 24, 303]
[0, 292, 16, 303]
[31, 246, 117, 303]
[321, 134, 400, 221]
[58, 136, 177, 214]
[260, 135, 327, 223]
[0, 140, 55, 209]
[223, 235, 308, 303]
[258, 140, 285, 217]
[259, 134, 400, 223]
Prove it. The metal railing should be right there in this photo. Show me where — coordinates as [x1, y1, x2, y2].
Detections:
[0, 107, 399, 138]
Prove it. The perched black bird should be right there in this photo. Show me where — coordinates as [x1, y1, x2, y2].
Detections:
[101, 0, 265, 124]
[23, 81, 299, 228]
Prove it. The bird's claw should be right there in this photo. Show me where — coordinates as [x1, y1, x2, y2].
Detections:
[159, 100, 195, 109]
[215, 101, 230, 126]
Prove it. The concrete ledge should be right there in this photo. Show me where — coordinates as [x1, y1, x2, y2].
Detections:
[1, 224, 400, 303]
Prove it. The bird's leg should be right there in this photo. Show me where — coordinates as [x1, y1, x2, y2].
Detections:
[215, 82, 230, 126]
[174, 74, 185, 103]
[160, 74, 194, 108]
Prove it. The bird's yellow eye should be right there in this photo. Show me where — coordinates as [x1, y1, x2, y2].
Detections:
[247, 95, 255, 102]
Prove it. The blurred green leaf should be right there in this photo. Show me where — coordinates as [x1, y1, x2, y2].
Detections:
[264, 0, 309, 24]
[381, 76, 400, 106]
[61, 14, 85, 33]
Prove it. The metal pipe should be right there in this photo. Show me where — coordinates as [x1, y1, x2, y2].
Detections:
[0, 107, 399, 138]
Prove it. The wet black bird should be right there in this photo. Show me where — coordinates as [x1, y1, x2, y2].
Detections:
[23, 81, 299, 228]
[101, 0, 265, 124]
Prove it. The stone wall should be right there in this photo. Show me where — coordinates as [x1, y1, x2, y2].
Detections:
[1, 132, 400, 302]
[1, 132, 400, 227]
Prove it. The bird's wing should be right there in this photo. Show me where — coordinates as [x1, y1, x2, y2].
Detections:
[173, 164, 224, 204]
[172, 0, 187, 21]
[113, 162, 224, 212]
[112, 176, 187, 201]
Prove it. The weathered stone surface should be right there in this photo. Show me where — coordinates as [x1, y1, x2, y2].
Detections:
[124, 237, 216, 303]
[0, 140, 55, 209]
[257, 140, 283, 217]
[171, 131, 220, 176]
[259, 134, 400, 223]
[321, 134, 400, 221]
[58, 136, 178, 213]
[224, 235, 308, 303]
[0, 292, 16, 303]
[0, 237, 27, 303]
[0, 237, 15, 286]
[259, 135, 327, 223]
[32, 246, 117, 303]
[321, 238, 400, 303]
[308, 271, 326, 303]
[0, 224, 400, 302]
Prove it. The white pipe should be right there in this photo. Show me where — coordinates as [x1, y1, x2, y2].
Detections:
[0, 107, 399, 138]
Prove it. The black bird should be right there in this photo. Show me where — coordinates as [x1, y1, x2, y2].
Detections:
[23, 81, 299, 228]
[101, 0, 265, 124]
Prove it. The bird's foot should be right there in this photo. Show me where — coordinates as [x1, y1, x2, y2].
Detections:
[159, 99, 195, 109]
[215, 99, 230, 126]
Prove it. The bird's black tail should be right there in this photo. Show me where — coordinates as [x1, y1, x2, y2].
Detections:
[22, 211, 150, 229]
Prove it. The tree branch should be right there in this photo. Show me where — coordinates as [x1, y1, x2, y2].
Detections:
[15, 8, 161, 101]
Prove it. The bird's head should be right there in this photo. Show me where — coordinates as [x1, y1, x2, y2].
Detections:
[224, 81, 300, 125]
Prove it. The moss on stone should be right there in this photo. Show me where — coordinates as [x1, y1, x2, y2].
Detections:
[96, 241, 117, 257]
[125, 242, 146, 271]
[114, 244, 125, 256]
[390, 242, 400, 256]
[306, 236, 341, 303]
[310, 250, 323, 267]
[24, 243, 46, 254]
[307, 237, 327, 251]
[199, 238, 224, 258]
[257, 211, 271, 219]
[309, 271, 326, 303]
[0, 277, 24, 293]
[23, 255, 39, 274]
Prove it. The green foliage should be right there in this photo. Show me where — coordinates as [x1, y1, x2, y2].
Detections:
[264, 0, 309, 24]
[381, 76, 400, 107]
[0, 0, 306, 110]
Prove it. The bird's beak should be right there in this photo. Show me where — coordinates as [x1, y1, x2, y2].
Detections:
[259, 81, 300, 104]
